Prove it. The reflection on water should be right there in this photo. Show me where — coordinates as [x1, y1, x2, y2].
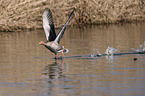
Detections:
[105, 55, 116, 63]
[0, 22, 145, 96]
[41, 60, 64, 80]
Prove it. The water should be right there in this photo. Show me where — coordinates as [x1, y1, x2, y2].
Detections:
[0, 22, 145, 96]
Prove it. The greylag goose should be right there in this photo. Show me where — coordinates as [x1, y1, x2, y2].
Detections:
[39, 8, 74, 58]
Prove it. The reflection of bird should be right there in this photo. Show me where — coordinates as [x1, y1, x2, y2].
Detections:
[105, 47, 117, 55]
[39, 8, 74, 58]
[40, 60, 64, 80]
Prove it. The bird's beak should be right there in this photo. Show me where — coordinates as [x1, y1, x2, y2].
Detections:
[39, 41, 42, 44]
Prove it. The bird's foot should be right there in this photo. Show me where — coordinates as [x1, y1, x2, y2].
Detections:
[55, 56, 63, 59]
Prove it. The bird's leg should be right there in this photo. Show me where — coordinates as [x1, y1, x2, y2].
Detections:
[61, 59, 64, 72]
[55, 54, 57, 59]
[61, 49, 64, 57]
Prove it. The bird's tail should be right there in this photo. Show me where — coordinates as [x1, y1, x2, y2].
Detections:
[63, 48, 69, 53]
[57, 48, 69, 53]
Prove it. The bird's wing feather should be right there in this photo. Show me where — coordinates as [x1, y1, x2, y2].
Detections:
[43, 8, 56, 41]
[54, 8, 75, 44]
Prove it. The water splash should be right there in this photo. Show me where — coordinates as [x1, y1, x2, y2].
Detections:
[105, 46, 117, 55]
[131, 41, 145, 54]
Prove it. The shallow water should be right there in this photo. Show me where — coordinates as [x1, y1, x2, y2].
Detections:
[0, 22, 145, 96]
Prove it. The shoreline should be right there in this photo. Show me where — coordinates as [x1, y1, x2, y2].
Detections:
[0, 0, 145, 32]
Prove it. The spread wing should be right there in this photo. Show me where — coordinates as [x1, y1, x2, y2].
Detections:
[54, 8, 75, 44]
[43, 8, 56, 41]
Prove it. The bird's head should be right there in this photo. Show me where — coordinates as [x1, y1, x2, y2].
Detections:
[39, 41, 45, 45]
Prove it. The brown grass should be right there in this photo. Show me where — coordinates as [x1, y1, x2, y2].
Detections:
[0, 0, 145, 31]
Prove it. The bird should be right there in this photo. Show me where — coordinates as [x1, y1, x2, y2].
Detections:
[39, 8, 74, 58]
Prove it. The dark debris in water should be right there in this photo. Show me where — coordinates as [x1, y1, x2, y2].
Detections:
[133, 58, 138, 61]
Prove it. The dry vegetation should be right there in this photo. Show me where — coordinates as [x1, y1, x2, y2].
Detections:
[0, 0, 145, 31]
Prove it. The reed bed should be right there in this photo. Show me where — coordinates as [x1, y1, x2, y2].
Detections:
[0, 0, 145, 31]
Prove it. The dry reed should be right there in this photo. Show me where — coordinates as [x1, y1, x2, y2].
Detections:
[0, 0, 145, 31]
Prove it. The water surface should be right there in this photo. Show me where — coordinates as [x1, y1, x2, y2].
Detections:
[0, 22, 145, 96]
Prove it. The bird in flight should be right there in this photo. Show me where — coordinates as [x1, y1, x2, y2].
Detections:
[39, 8, 74, 59]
